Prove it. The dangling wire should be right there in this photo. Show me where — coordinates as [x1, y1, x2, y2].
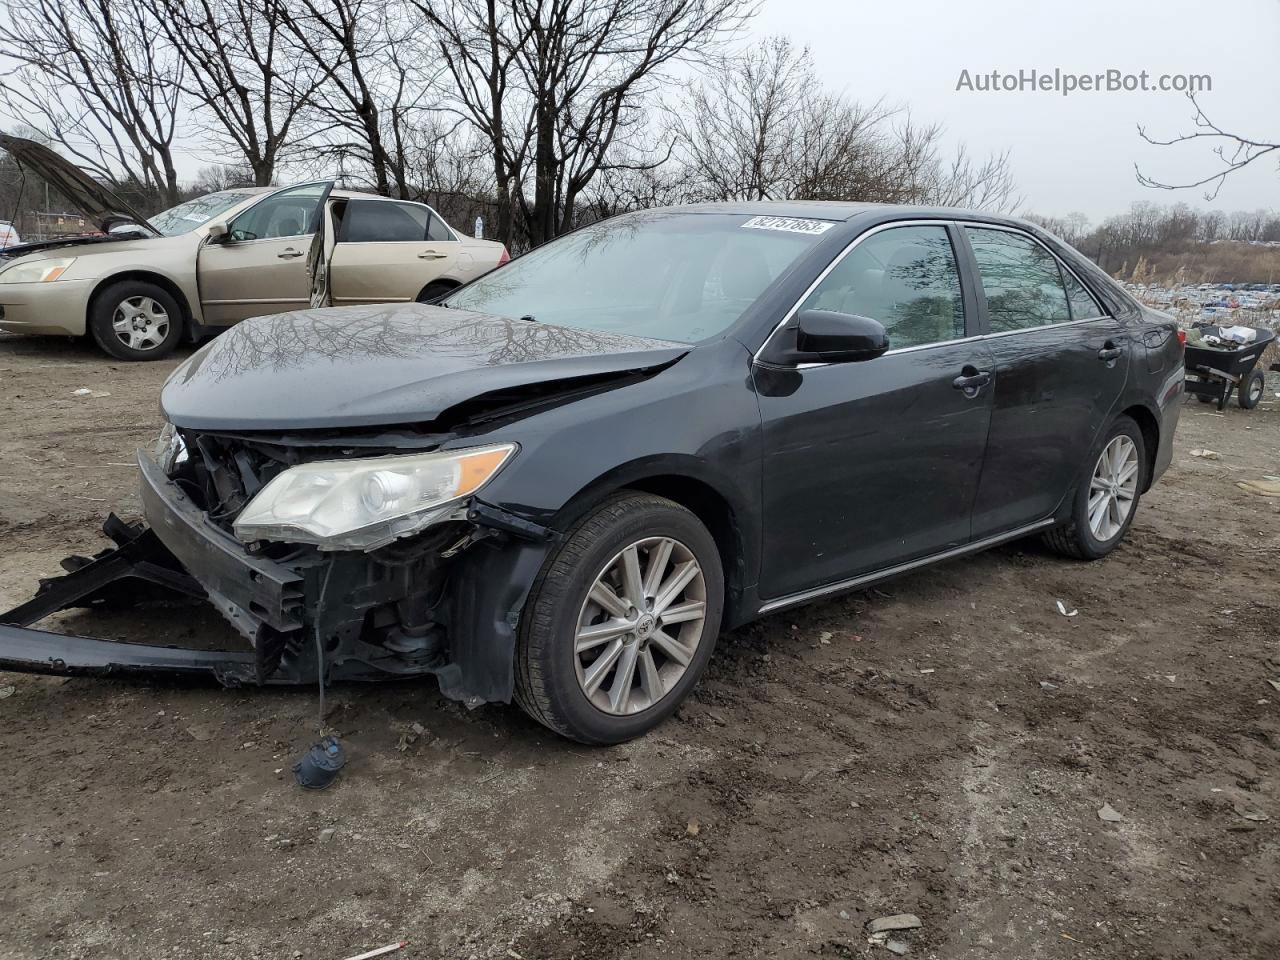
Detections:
[313, 557, 338, 734]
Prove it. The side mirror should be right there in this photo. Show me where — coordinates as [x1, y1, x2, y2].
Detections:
[793, 309, 889, 363]
[206, 222, 229, 243]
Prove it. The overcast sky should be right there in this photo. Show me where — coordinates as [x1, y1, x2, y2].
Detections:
[754, 0, 1280, 224]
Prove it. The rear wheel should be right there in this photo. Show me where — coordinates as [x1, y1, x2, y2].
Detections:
[1238, 369, 1265, 409]
[88, 281, 183, 361]
[514, 492, 723, 744]
[416, 280, 457, 304]
[1044, 415, 1146, 560]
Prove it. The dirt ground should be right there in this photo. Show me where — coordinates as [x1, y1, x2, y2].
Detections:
[1, 332, 1278, 960]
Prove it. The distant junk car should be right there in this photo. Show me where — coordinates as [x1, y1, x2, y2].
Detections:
[0, 135, 508, 360]
[0, 202, 1183, 744]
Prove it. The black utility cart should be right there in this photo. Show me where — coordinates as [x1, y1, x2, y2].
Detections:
[1184, 324, 1276, 411]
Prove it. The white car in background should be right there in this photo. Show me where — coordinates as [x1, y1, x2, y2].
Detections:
[0, 219, 19, 249]
[0, 135, 508, 360]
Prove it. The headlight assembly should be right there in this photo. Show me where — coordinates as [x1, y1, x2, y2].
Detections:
[0, 257, 77, 283]
[232, 443, 516, 551]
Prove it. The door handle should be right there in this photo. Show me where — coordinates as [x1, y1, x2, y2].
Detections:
[278, 249, 303, 260]
[952, 369, 992, 394]
[1097, 343, 1123, 362]
[418, 250, 447, 260]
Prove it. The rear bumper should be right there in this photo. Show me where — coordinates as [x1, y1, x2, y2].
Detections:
[0, 278, 93, 335]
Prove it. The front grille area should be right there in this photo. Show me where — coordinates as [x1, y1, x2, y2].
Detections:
[170, 431, 291, 533]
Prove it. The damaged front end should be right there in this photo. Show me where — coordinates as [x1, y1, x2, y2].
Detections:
[0, 424, 556, 705]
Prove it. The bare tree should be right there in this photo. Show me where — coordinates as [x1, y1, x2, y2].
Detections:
[276, 0, 435, 198]
[674, 38, 1019, 211]
[145, 0, 331, 186]
[413, 0, 752, 247]
[1137, 93, 1280, 200]
[0, 0, 184, 205]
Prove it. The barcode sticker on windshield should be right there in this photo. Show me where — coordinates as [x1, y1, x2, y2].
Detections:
[741, 216, 834, 235]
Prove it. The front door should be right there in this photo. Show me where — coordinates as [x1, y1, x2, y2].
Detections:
[328, 199, 463, 304]
[197, 182, 332, 324]
[755, 223, 995, 601]
[960, 225, 1130, 538]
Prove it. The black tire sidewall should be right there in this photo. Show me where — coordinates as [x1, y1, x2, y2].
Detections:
[1071, 416, 1146, 559]
[522, 496, 724, 744]
[416, 281, 456, 304]
[89, 282, 184, 361]
[1239, 371, 1264, 409]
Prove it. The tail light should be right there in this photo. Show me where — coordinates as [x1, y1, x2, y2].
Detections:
[497, 246, 510, 266]
[1176, 329, 1187, 347]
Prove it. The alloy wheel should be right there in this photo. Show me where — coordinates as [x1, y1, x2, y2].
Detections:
[574, 536, 707, 716]
[1087, 435, 1139, 542]
[112, 296, 170, 352]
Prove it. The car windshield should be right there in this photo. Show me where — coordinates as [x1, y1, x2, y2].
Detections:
[148, 191, 254, 237]
[444, 212, 834, 343]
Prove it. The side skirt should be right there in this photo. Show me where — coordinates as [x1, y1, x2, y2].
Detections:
[757, 518, 1056, 615]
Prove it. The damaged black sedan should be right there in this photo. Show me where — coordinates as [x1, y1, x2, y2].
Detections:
[0, 203, 1184, 743]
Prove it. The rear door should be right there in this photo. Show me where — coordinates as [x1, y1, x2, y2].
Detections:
[196, 181, 332, 324]
[755, 222, 996, 602]
[961, 225, 1129, 538]
[328, 199, 462, 304]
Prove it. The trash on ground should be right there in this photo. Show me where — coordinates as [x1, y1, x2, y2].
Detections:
[867, 914, 923, 935]
[340, 943, 407, 960]
[1189, 449, 1220, 460]
[1238, 478, 1280, 497]
[71, 388, 110, 398]
[1234, 806, 1270, 823]
[1056, 600, 1078, 617]
[819, 630, 833, 644]
[1039, 680, 1058, 690]
[294, 735, 346, 790]
[1097, 802, 1125, 823]
[686, 819, 701, 836]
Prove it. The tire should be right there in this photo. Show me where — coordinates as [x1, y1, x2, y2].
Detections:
[1238, 369, 1265, 410]
[1043, 415, 1147, 561]
[1196, 394, 1215, 404]
[514, 492, 724, 745]
[88, 281, 184, 361]
[415, 280, 457, 304]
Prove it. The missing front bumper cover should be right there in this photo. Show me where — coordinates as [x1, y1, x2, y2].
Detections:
[0, 453, 554, 701]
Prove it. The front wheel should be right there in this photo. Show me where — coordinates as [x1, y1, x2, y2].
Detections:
[1044, 416, 1147, 560]
[88, 281, 184, 361]
[514, 492, 724, 744]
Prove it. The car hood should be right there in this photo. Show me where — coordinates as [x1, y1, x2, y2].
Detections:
[0, 134, 160, 236]
[161, 303, 689, 430]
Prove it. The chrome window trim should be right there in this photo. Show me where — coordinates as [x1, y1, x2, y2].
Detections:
[754, 217, 1113, 370]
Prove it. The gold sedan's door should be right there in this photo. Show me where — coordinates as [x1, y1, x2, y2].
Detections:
[197, 181, 332, 325]
[328, 199, 465, 305]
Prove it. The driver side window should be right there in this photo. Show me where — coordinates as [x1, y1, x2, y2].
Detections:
[801, 225, 965, 350]
[229, 183, 327, 242]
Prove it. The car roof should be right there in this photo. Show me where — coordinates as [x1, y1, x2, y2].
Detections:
[639, 200, 1038, 231]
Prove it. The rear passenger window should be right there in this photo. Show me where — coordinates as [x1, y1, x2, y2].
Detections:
[1061, 266, 1105, 320]
[966, 227, 1071, 332]
[426, 213, 456, 242]
[339, 200, 431, 243]
[800, 225, 965, 350]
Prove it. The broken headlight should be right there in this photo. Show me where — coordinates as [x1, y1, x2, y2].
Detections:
[153, 421, 188, 476]
[232, 443, 516, 551]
